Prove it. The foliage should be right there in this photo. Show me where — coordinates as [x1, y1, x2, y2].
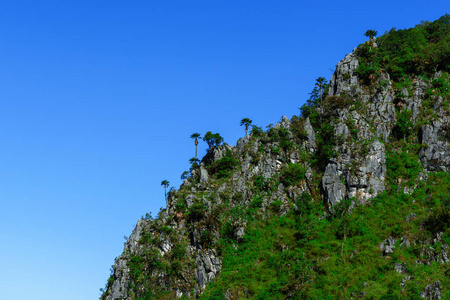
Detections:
[354, 63, 378, 85]
[180, 170, 190, 180]
[240, 118, 253, 135]
[300, 77, 329, 118]
[355, 15, 450, 82]
[268, 127, 294, 152]
[289, 116, 308, 142]
[392, 110, 414, 140]
[160, 180, 169, 188]
[199, 173, 450, 299]
[280, 163, 306, 186]
[386, 148, 422, 187]
[203, 131, 224, 150]
[210, 154, 238, 179]
[250, 124, 264, 137]
[102, 15, 450, 300]
[364, 29, 378, 40]
[190, 133, 201, 140]
[313, 121, 338, 170]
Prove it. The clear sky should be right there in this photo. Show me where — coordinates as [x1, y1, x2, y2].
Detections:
[0, 1, 448, 299]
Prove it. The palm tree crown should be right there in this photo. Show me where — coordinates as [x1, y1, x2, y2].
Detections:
[161, 180, 170, 201]
[189, 157, 200, 166]
[240, 118, 252, 136]
[364, 29, 378, 41]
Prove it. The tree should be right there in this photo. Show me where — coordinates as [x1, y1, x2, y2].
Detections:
[299, 77, 329, 119]
[161, 180, 170, 203]
[315, 77, 327, 98]
[315, 77, 327, 121]
[240, 118, 253, 136]
[181, 171, 190, 180]
[393, 110, 413, 140]
[188, 157, 200, 179]
[189, 157, 200, 167]
[364, 29, 378, 44]
[203, 131, 224, 151]
[190, 133, 201, 158]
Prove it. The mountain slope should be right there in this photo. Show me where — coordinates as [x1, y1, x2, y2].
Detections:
[101, 15, 450, 300]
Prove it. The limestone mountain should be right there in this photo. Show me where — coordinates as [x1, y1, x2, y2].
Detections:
[101, 15, 450, 299]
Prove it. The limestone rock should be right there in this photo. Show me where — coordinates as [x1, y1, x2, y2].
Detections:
[420, 281, 442, 299]
[329, 52, 361, 96]
[419, 118, 450, 172]
[380, 236, 396, 255]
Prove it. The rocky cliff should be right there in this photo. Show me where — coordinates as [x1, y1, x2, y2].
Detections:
[101, 16, 450, 300]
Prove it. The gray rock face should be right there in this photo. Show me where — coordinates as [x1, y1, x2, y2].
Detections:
[329, 52, 360, 96]
[104, 220, 146, 300]
[322, 140, 386, 206]
[200, 166, 209, 183]
[380, 236, 396, 255]
[401, 276, 414, 287]
[322, 162, 346, 206]
[419, 118, 450, 172]
[196, 250, 222, 290]
[421, 244, 450, 266]
[421, 281, 442, 299]
[304, 117, 316, 152]
[366, 84, 396, 142]
[394, 262, 407, 274]
[102, 46, 450, 300]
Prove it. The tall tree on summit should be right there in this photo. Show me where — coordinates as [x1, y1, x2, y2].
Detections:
[240, 118, 252, 136]
[161, 180, 170, 203]
[190, 133, 201, 158]
[203, 131, 224, 151]
[364, 29, 378, 45]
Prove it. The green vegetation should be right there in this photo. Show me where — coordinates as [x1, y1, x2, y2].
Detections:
[240, 118, 253, 136]
[200, 174, 450, 299]
[280, 163, 306, 186]
[160, 180, 169, 201]
[211, 155, 238, 179]
[364, 29, 378, 42]
[356, 14, 450, 82]
[392, 110, 414, 140]
[203, 131, 224, 151]
[102, 15, 450, 300]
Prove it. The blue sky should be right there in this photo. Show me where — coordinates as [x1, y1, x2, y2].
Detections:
[0, 1, 448, 299]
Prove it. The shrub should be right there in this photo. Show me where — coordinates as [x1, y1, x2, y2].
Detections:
[254, 175, 268, 192]
[280, 163, 306, 186]
[323, 95, 352, 111]
[211, 156, 238, 179]
[392, 110, 413, 140]
[355, 63, 378, 85]
[386, 150, 421, 183]
[188, 202, 206, 222]
[250, 125, 264, 137]
[290, 116, 308, 142]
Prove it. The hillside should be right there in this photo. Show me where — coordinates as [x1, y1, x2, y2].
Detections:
[101, 15, 450, 299]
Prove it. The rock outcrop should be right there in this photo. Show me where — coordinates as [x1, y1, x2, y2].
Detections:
[101, 23, 450, 299]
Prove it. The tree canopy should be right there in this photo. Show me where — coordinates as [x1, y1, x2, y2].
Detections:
[203, 131, 224, 150]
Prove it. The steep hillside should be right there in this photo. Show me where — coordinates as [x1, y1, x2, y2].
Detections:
[101, 15, 450, 299]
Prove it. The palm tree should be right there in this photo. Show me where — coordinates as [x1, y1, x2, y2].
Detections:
[240, 118, 252, 136]
[364, 30, 378, 44]
[190, 133, 201, 158]
[161, 180, 170, 202]
[189, 157, 200, 167]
